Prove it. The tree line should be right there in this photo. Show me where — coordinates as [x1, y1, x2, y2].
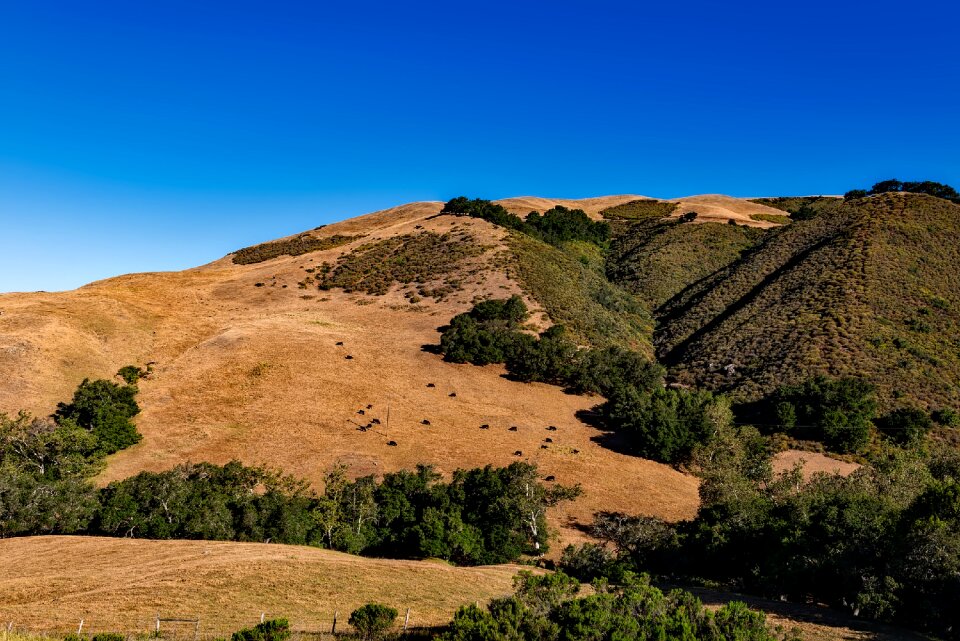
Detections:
[559, 425, 960, 639]
[441, 197, 610, 247]
[844, 179, 959, 203]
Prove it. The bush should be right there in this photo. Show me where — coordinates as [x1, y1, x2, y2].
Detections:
[767, 375, 877, 453]
[90, 634, 125, 641]
[349, 604, 398, 640]
[602, 386, 727, 464]
[116, 365, 146, 385]
[932, 408, 960, 427]
[678, 211, 698, 223]
[878, 407, 933, 445]
[844, 189, 868, 200]
[231, 618, 290, 641]
[439, 296, 528, 365]
[54, 378, 142, 455]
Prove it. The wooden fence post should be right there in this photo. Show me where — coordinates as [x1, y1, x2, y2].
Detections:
[403, 608, 410, 632]
[331, 611, 338, 635]
[78, 619, 84, 634]
[260, 613, 265, 624]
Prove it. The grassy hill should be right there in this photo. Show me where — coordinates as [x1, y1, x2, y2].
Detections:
[0, 536, 524, 633]
[0, 197, 697, 550]
[653, 193, 960, 409]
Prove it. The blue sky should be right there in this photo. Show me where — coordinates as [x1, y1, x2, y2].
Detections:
[1, 1, 958, 292]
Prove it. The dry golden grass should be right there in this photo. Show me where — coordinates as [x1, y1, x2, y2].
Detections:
[0, 198, 700, 549]
[669, 194, 790, 228]
[773, 449, 861, 480]
[0, 536, 524, 634]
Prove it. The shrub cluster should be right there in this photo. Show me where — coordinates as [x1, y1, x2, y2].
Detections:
[600, 199, 678, 220]
[316, 231, 485, 299]
[232, 234, 360, 265]
[54, 376, 142, 455]
[844, 179, 960, 203]
[442, 197, 610, 248]
[442, 571, 796, 641]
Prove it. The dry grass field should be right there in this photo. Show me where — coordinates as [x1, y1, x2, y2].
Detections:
[0, 536, 525, 634]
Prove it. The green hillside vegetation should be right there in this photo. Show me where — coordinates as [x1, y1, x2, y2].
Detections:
[232, 233, 361, 264]
[654, 193, 960, 410]
[749, 213, 791, 224]
[506, 232, 653, 352]
[606, 218, 767, 309]
[600, 199, 679, 220]
[560, 428, 960, 640]
[749, 196, 842, 220]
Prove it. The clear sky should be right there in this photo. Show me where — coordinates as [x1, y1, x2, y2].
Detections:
[1, 1, 958, 292]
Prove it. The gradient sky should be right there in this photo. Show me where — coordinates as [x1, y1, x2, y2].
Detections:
[2, 1, 958, 292]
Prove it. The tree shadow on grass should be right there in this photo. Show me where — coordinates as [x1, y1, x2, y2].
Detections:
[575, 407, 639, 457]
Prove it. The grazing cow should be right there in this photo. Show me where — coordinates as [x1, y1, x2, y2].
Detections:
[508, 426, 518, 432]
[371, 418, 381, 425]
[357, 409, 365, 415]
[572, 449, 580, 454]
[546, 426, 558, 431]
[540, 445, 548, 449]
[366, 404, 373, 409]
[335, 341, 344, 346]
[544, 438, 553, 443]
[345, 355, 353, 360]
[426, 383, 435, 387]
[544, 475, 555, 481]
[449, 392, 457, 397]
[422, 419, 431, 425]
[514, 450, 523, 456]
[387, 440, 398, 447]
[480, 424, 489, 429]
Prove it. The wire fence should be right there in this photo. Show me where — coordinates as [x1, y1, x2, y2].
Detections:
[0, 616, 444, 641]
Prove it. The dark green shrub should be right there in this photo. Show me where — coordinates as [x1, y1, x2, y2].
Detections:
[768, 376, 877, 453]
[232, 234, 360, 264]
[602, 386, 725, 464]
[505, 325, 579, 385]
[932, 408, 960, 427]
[116, 365, 146, 385]
[878, 407, 933, 445]
[678, 211, 698, 223]
[55, 378, 142, 454]
[349, 603, 398, 640]
[844, 189, 868, 200]
[90, 634, 125, 641]
[439, 296, 528, 365]
[231, 618, 290, 641]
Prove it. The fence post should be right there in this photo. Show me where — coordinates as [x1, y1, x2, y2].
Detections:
[78, 619, 85, 634]
[156, 614, 161, 636]
[260, 613, 265, 624]
[403, 608, 410, 632]
[331, 611, 338, 635]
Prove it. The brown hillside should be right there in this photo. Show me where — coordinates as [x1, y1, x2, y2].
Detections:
[0, 197, 702, 545]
